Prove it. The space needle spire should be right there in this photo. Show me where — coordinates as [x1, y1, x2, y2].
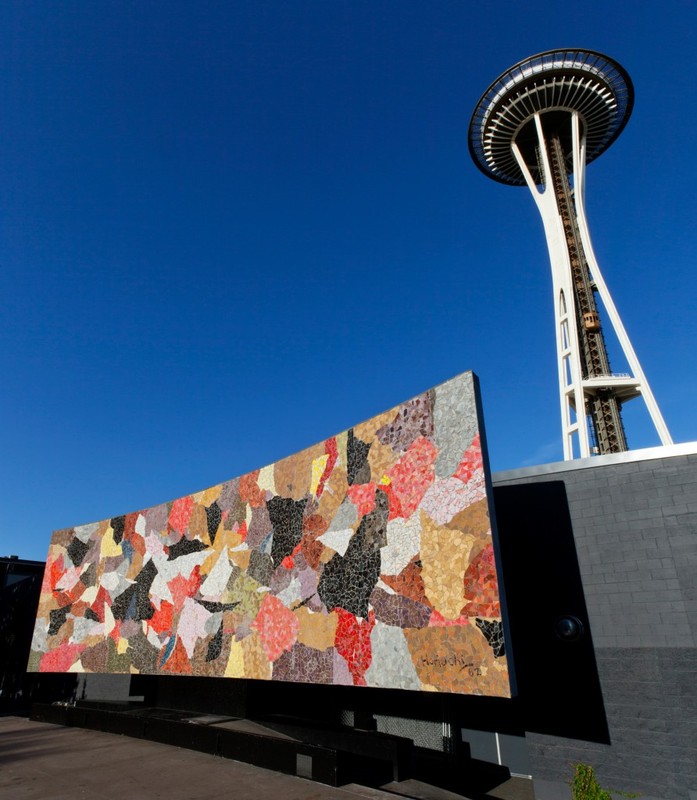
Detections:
[469, 49, 672, 460]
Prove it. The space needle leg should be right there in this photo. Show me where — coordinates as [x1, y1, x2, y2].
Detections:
[570, 113, 673, 446]
[512, 114, 590, 459]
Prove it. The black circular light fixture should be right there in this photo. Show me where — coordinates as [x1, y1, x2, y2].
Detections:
[554, 615, 585, 642]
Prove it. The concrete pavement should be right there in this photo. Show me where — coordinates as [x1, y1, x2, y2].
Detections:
[0, 715, 389, 800]
[0, 716, 533, 800]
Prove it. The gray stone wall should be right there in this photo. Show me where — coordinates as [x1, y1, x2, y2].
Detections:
[493, 446, 697, 800]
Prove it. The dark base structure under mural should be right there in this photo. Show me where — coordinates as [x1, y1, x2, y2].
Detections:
[20, 372, 697, 800]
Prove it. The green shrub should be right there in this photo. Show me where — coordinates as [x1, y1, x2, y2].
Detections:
[571, 764, 639, 800]
[571, 764, 612, 800]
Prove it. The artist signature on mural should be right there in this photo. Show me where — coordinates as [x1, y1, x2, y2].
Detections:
[421, 654, 482, 677]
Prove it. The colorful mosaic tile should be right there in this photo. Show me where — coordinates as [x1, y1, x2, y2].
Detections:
[28, 371, 511, 696]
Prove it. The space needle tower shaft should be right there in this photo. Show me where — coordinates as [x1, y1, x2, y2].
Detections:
[469, 50, 672, 460]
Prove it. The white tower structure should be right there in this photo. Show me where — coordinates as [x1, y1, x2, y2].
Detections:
[469, 49, 672, 460]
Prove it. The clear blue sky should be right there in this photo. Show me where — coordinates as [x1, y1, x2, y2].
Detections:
[1, 1, 695, 561]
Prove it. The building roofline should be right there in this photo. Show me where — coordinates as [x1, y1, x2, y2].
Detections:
[493, 441, 697, 483]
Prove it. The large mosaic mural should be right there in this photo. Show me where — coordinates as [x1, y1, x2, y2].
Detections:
[29, 371, 511, 696]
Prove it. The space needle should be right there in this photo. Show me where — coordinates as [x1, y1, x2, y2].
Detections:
[469, 49, 672, 459]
